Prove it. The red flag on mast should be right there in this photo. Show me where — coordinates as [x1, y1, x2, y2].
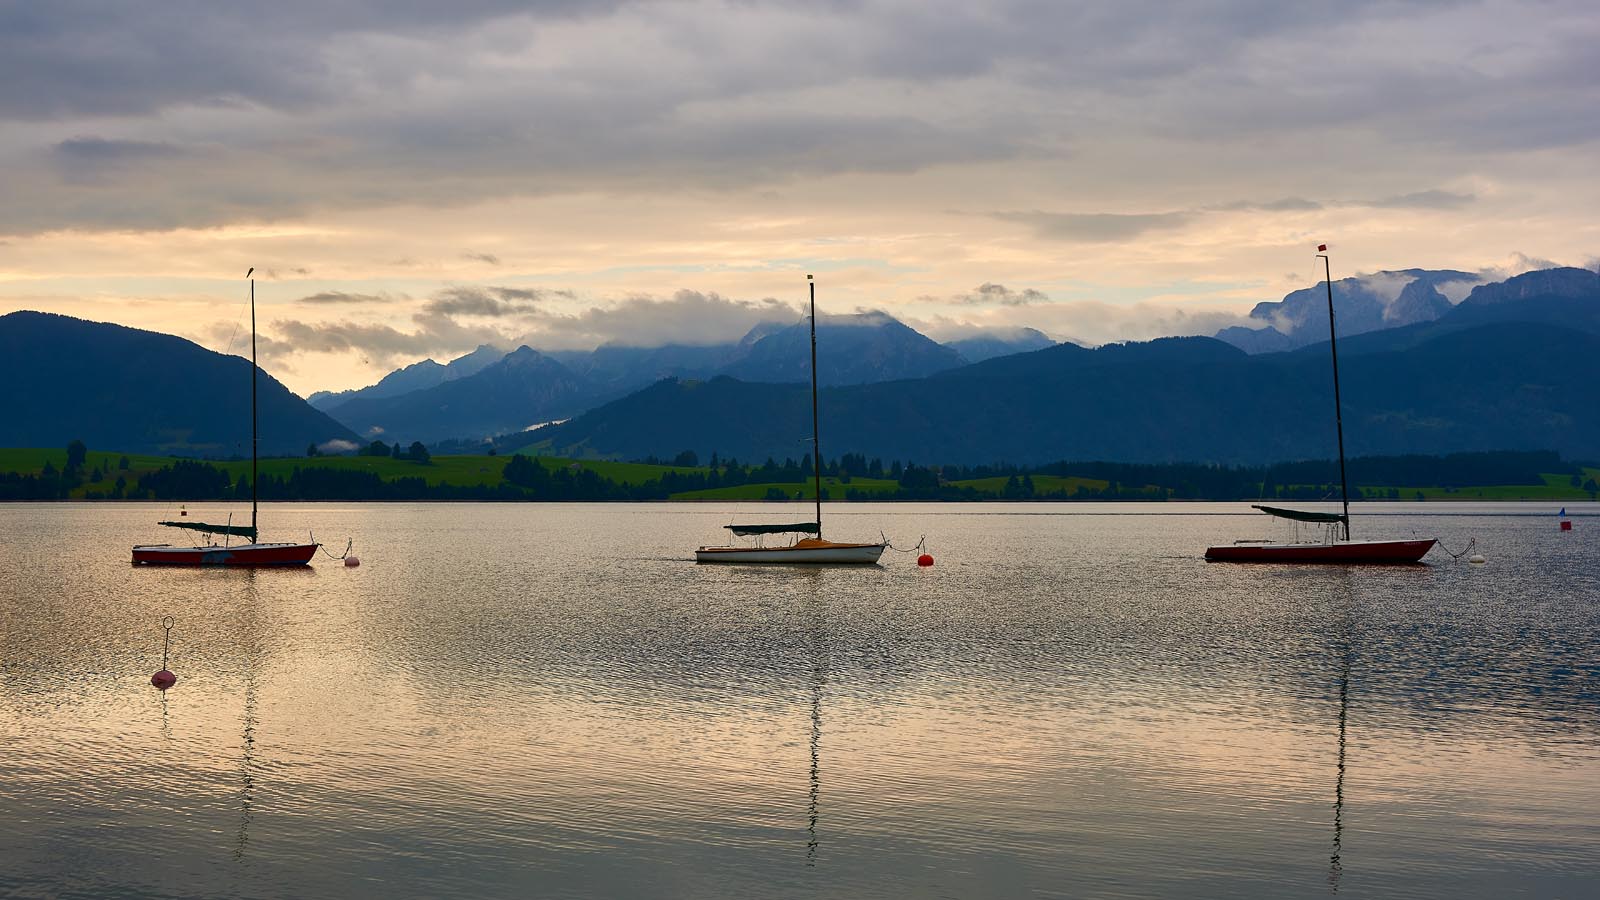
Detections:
[1317, 244, 1327, 252]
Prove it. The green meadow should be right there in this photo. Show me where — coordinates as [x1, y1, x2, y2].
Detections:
[669, 477, 901, 500]
[1358, 471, 1600, 502]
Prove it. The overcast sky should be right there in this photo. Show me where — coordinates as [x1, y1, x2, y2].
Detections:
[2, 0, 1597, 393]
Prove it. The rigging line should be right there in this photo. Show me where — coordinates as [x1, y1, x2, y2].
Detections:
[308, 532, 352, 560]
[882, 534, 927, 554]
[1435, 537, 1477, 560]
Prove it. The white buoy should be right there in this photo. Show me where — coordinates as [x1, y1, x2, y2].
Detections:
[1469, 554, 1486, 565]
[344, 556, 361, 567]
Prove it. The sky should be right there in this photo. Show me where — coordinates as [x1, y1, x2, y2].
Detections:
[2, 0, 1598, 395]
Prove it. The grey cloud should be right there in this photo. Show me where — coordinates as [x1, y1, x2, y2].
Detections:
[54, 137, 183, 163]
[516, 290, 800, 350]
[1477, 252, 1564, 282]
[52, 137, 185, 182]
[1210, 197, 1323, 212]
[463, 252, 501, 265]
[267, 285, 797, 366]
[1362, 190, 1475, 210]
[911, 299, 1252, 348]
[992, 210, 1194, 242]
[0, 1, 627, 120]
[271, 320, 442, 359]
[956, 283, 1048, 306]
[2, 1, 1593, 235]
[994, 188, 1470, 245]
[299, 291, 391, 305]
[423, 286, 558, 318]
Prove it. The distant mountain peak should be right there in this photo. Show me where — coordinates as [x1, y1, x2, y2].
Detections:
[943, 326, 1056, 363]
[1220, 268, 1484, 353]
[1461, 266, 1600, 305]
[737, 320, 792, 347]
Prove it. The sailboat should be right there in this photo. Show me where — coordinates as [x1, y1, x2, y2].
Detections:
[132, 270, 320, 567]
[695, 276, 888, 564]
[1205, 247, 1437, 564]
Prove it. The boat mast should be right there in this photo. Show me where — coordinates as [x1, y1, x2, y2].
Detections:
[249, 268, 258, 540]
[808, 275, 823, 540]
[1318, 249, 1351, 540]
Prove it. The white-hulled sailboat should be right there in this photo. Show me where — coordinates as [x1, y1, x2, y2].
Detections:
[695, 276, 887, 565]
[132, 270, 319, 567]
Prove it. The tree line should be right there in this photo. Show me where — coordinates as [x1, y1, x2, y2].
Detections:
[1, 442, 1594, 501]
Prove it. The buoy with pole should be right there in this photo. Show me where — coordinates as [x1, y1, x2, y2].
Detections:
[151, 616, 177, 690]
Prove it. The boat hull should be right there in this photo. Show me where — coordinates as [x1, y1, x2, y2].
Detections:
[696, 541, 887, 565]
[1204, 538, 1437, 564]
[132, 542, 319, 567]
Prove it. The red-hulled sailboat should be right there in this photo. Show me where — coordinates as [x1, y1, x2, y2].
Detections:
[133, 270, 319, 567]
[1205, 247, 1437, 564]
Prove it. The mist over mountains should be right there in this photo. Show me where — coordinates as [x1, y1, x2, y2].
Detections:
[4, 265, 1596, 465]
[1214, 268, 1481, 352]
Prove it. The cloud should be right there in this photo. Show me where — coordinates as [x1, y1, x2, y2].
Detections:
[1209, 197, 1323, 212]
[299, 291, 393, 305]
[3, 1, 1594, 238]
[1362, 190, 1475, 210]
[911, 300, 1251, 348]
[1477, 252, 1565, 282]
[264, 285, 802, 369]
[317, 438, 360, 454]
[422, 286, 554, 318]
[991, 187, 1473, 245]
[462, 252, 501, 265]
[53, 136, 183, 162]
[50, 136, 187, 185]
[516, 290, 800, 350]
[271, 319, 444, 359]
[951, 283, 1048, 306]
[991, 210, 1194, 242]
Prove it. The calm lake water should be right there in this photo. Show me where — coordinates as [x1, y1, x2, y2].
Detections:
[2, 501, 1597, 899]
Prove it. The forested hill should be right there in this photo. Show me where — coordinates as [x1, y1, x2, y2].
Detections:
[0, 311, 357, 456]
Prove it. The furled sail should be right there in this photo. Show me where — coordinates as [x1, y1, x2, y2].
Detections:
[725, 522, 821, 536]
[157, 520, 258, 540]
[1252, 505, 1347, 524]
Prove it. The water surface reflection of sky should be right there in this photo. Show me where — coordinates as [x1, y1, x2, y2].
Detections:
[1, 502, 1596, 898]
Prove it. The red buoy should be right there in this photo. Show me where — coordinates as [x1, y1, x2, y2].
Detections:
[1560, 520, 1572, 531]
[151, 669, 176, 690]
[917, 553, 934, 567]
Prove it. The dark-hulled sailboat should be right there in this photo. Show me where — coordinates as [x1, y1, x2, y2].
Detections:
[133, 270, 319, 567]
[1205, 247, 1437, 564]
[695, 276, 887, 564]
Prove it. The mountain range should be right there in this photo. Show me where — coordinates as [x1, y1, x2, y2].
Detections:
[312, 314, 1051, 443]
[307, 343, 504, 410]
[503, 267, 1600, 465]
[4, 265, 1596, 465]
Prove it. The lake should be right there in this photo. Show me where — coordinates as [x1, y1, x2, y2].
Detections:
[2, 501, 1597, 899]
